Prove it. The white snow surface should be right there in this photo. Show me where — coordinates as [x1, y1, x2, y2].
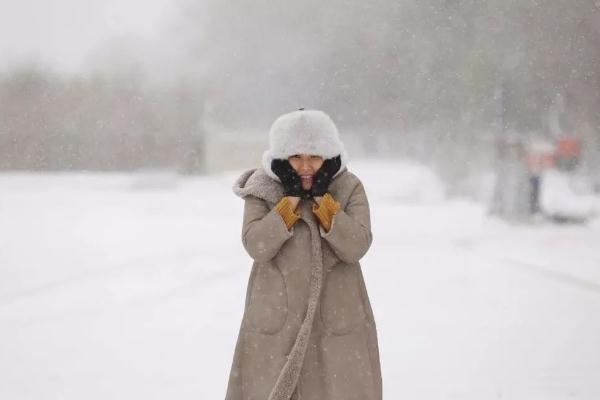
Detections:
[1, 159, 599, 400]
[540, 169, 597, 220]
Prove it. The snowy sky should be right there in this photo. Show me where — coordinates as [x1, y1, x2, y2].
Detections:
[0, 0, 177, 72]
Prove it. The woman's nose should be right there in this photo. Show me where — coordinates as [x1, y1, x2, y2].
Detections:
[297, 160, 313, 172]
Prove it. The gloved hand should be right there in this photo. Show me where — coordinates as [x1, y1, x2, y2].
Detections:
[310, 155, 342, 197]
[271, 158, 307, 198]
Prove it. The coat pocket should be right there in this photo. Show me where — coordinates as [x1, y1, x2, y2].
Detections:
[245, 262, 288, 334]
[320, 263, 367, 335]
[321, 331, 378, 400]
[241, 330, 287, 399]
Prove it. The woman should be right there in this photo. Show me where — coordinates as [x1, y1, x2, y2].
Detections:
[226, 109, 382, 400]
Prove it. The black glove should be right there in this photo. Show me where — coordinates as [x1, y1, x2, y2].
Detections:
[310, 155, 342, 197]
[271, 158, 307, 198]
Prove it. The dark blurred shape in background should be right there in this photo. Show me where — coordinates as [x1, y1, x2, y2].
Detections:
[1, 0, 599, 204]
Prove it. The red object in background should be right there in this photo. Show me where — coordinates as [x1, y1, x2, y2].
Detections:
[556, 135, 581, 158]
[526, 152, 555, 171]
[554, 135, 581, 171]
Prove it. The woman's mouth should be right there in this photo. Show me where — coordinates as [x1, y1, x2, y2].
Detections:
[300, 175, 313, 185]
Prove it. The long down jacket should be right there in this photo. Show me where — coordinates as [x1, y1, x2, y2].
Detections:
[225, 165, 382, 400]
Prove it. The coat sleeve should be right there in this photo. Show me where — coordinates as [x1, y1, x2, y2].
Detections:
[241, 195, 295, 262]
[319, 181, 373, 263]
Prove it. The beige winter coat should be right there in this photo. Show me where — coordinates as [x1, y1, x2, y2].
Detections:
[225, 165, 382, 400]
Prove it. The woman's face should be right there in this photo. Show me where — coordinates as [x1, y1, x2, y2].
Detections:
[288, 154, 324, 190]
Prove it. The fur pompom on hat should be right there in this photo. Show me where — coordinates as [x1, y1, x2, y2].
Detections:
[262, 108, 349, 182]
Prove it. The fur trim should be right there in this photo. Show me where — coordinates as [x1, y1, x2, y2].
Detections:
[232, 167, 283, 204]
[261, 109, 350, 182]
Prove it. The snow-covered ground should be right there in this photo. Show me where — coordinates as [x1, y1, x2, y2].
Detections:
[1, 159, 599, 400]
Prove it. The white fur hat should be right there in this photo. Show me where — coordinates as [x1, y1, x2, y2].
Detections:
[261, 109, 349, 182]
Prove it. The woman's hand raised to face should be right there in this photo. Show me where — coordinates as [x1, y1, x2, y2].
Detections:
[310, 155, 342, 197]
[271, 158, 306, 200]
